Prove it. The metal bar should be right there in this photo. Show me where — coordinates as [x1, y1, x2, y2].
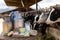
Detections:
[35, 0, 38, 10]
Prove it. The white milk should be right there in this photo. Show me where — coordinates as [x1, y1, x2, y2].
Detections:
[25, 22, 31, 32]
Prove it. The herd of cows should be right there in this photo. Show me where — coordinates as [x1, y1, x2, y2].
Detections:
[25, 7, 60, 35]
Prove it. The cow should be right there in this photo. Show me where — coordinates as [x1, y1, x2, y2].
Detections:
[46, 7, 60, 29]
[24, 9, 51, 35]
[34, 9, 51, 35]
[34, 7, 60, 35]
[24, 11, 41, 29]
[46, 7, 60, 24]
[24, 9, 50, 35]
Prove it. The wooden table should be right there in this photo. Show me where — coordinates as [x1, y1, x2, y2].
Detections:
[0, 33, 41, 40]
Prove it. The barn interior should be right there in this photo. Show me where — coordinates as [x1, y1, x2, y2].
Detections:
[0, 0, 60, 40]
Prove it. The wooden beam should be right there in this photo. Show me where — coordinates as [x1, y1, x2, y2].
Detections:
[5, 0, 41, 7]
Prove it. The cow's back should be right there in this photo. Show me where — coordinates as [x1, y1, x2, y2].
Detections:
[46, 8, 60, 24]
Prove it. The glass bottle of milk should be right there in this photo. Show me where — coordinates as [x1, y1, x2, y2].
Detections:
[25, 21, 31, 32]
[14, 12, 24, 29]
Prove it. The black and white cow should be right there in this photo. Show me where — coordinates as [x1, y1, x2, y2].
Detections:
[34, 9, 50, 34]
[35, 8, 60, 33]
[46, 8, 60, 24]
[46, 7, 60, 29]
[34, 8, 60, 24]
[24, 8, 60, 35]
[24, 11, 41, 29]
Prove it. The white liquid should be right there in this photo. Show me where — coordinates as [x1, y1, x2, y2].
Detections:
[25, 22, 31, 32]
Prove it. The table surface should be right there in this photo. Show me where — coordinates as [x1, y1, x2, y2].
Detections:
[0, 33, 41, 40]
